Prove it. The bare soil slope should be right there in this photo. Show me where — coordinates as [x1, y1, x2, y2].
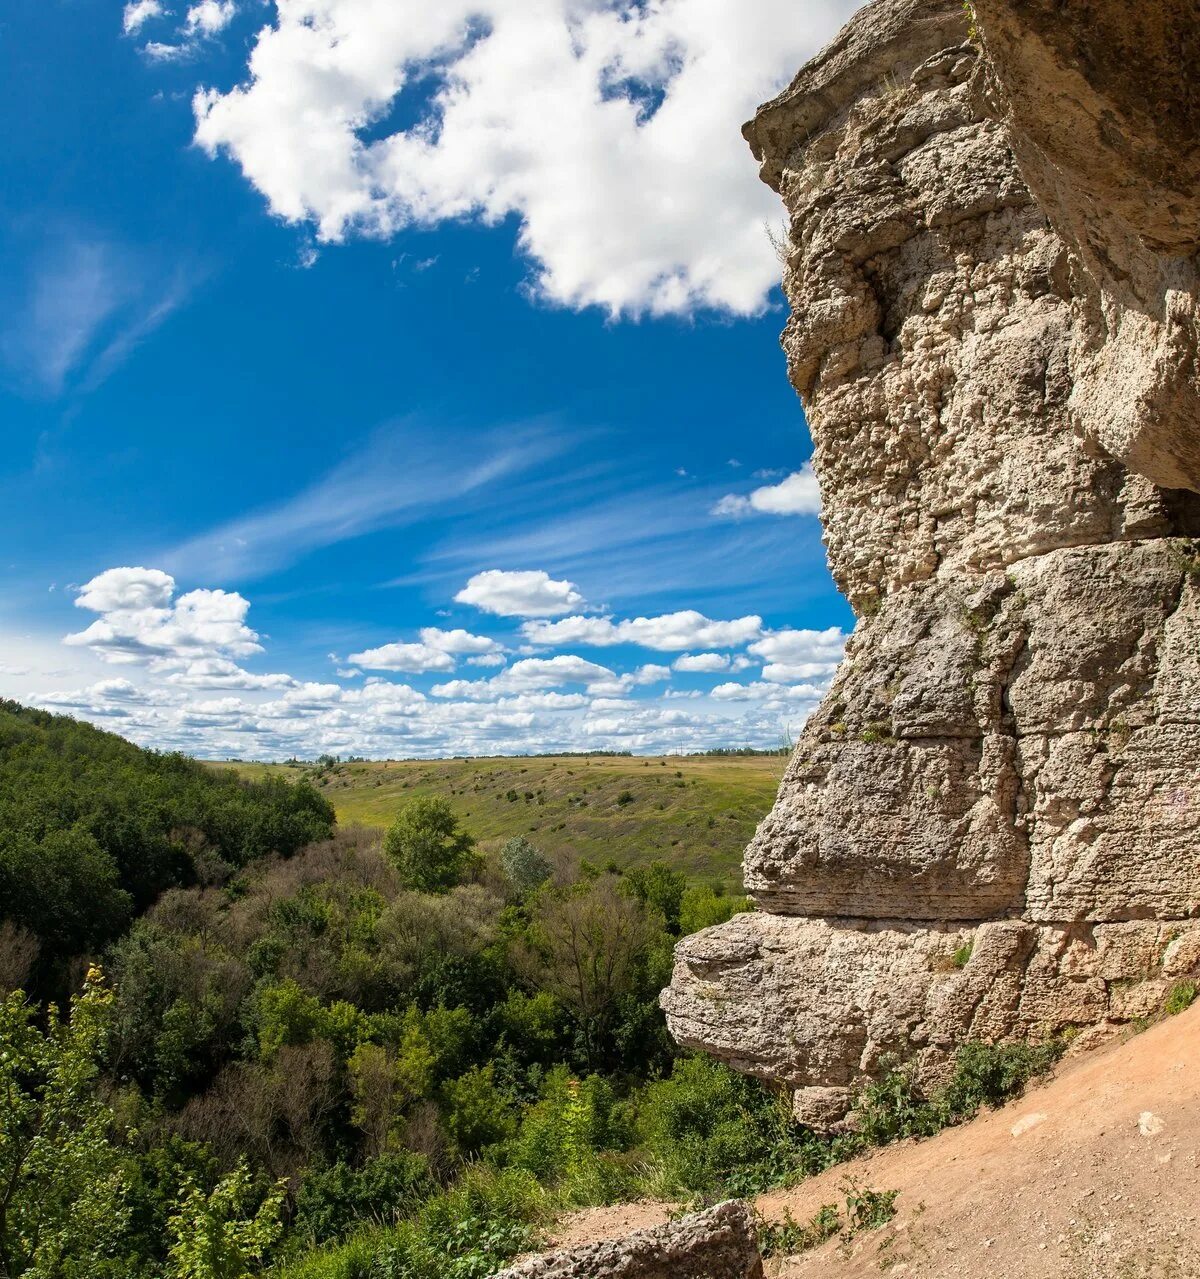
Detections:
[549, 1005, 1200, 1278]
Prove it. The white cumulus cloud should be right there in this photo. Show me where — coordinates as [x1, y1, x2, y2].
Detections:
[456, 569, 586, 618]
[710, 679, 828, 702]
[418, 626, 501, 656]
[75, 566, 175, 613]
[65, 567, 262, 667]
[522, 609, 762, 652]
[191, 0, 858, 317]
[713, 462, 822, 518]
[747, 626, 847, 682]
[492, 655, 620, 694]
[165, 658, 297, 690]
[185, 1, 237, 36]
[673, 651, 730, 673]
[432, 654, 622, 699]
[348, 642, 457, 674]
[123, 0, 164, 34]
[634, 664, 672, 684]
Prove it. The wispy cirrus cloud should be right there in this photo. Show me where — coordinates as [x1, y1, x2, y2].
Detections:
[0, 233, 193, 398]
[163, 421, 566, 581]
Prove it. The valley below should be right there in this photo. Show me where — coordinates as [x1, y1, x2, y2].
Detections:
[212, 753, 785, 889]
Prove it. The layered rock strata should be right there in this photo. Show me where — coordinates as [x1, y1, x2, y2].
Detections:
[662, 0, 1200, 1126]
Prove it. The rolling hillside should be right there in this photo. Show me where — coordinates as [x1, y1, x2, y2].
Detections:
[213, 753, 786, 885]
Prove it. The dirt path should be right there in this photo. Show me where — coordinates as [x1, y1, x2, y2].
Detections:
[545, 1005, 1200, 1277]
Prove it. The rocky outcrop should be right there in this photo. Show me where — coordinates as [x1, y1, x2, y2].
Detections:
[492, 1202, 762, 1279]
[662, 0, 1200, 1125]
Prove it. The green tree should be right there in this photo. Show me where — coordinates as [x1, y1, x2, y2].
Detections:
[499, 837, 552, 899]
[520, 880, 654, 1066]
[624, 861, 686, 933]
[439, 1064, 516, 1156]
[678, 885, 750, 936]
[347, 1034, 434, 1157]
[383, 797, 478, 893]
[0, 969, 131, 1278]
[0, 829, 131, 962]
[166, 1162, 286, 1279]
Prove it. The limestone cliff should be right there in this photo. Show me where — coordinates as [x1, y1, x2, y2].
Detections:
[662, 0, 1200, 1126]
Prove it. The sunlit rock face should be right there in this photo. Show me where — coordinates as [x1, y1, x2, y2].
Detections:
[662, 0, 1200, 1125]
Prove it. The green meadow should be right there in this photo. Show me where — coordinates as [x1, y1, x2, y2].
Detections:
[212, 753, 786, 887]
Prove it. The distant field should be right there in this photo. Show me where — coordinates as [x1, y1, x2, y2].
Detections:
[211, 754, 787, 887]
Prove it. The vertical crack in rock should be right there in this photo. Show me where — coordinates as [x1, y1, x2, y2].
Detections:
[661, 0, 1200, 1124]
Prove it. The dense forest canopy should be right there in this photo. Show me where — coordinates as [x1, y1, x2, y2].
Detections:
[0, 699, 335, 991]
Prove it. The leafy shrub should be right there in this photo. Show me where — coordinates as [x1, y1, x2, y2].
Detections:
[758, 1204, 840, 1258]
[294, 1153, 433, 1245]
[273, 1233, 379, 1279]
[938, 1039, 1060, 1113]
[504, 1067, 637, 1206]
[840, 1177, 899, 1236]
[439, 1064, 517, 1155]
[854, 1038, 1064, 1144]
[852, 1063, 941, 1146]
[1164, 980, 1197, 1016]
[756, 1181, 898, 1258]
[414, 1165, 542, 1263]
[635, 1055, 825, 1196]
[165, 1161, 287, 1279]
[272, 1170, 542, 1279]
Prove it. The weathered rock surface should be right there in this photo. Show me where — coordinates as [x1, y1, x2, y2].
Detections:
[491, 1201, 762, 1279]
[743, 540, 1200, 923]
[662, 0, 1200, 1121]
[972, 0, 1200, 492]
[664, 913, 1200, 1125]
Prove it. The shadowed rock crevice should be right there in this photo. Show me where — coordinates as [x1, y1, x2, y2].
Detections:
[662, 0, 1200, 1125]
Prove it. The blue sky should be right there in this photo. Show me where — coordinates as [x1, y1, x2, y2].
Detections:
[0, 0, 857, 758]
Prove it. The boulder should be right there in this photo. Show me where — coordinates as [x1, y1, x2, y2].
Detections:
[491, 1201, 762, 1279]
